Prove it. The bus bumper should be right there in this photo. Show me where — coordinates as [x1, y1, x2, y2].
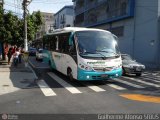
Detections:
[77, 68, 122, 81]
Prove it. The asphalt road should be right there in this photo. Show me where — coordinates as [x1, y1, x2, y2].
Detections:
[0, 57, 160, 120]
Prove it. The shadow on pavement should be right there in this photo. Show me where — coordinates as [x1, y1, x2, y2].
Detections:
[0, 58, 38, 90]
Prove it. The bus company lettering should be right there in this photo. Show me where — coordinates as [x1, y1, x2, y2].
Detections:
[87, 61, 105, 65]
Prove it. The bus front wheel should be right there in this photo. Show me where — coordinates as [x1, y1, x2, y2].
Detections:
[67, 68, 74, 81]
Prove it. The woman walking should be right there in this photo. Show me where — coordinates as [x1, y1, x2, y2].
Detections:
[13, 48, 20, 67]
[7, 47, 13, 65]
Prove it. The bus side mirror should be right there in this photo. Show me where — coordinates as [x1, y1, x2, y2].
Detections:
[113, 34, 118, 40]
[69, 41, 73, 46]
[69, 32, 74, 46]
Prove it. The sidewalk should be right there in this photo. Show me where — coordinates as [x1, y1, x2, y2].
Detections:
[0, 58, 31, 71]
[0, 59, 37, 96]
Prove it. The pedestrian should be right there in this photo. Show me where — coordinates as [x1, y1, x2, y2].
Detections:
[7, 47, 13, 65]
[13, 48, 20, 67]
[4, 45, 8, 60]
[11, 45, 17, 55]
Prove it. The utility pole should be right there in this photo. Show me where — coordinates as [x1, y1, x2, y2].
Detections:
[23, 0, 27, 51]
[22, 0, 31, 51]
[0, 0, 4, 60]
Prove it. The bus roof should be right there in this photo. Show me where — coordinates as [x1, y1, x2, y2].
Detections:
[46, 27, 111, 36]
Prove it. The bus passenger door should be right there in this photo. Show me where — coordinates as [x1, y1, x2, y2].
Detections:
[52, 36, 63, 72]
[62, 34, 77, 77]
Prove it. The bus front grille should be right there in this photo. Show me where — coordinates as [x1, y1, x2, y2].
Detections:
[93, 67, 113, 72]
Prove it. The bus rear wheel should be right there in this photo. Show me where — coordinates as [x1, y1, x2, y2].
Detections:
[67, 68, 74, 81]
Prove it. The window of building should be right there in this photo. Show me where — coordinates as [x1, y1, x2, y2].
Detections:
[87, 9, 97, 24]
[110, 26, 124, 37]
[75, 13, 84, 24]
[121, 2, 127, 15]
[106, 4, 109, 13]
[77, 0, 84, 7]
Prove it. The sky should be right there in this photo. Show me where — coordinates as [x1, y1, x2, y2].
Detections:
[4, 0, 73, 16]
[28, 0, 73, 14]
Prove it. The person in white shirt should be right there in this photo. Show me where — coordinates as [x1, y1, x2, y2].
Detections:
[13, 48, 20, 66]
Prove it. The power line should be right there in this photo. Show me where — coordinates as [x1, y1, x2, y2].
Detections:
[31, 0, 72, 4]
[5, 3, 22, 9]
[4, 0, 23, 17]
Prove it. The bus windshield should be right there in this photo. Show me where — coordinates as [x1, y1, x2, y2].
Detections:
[76, 31, 120, 58]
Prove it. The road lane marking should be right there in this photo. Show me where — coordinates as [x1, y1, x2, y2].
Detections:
[143, 73, 160, 78]
[108, 84, 126, 90]
[48, 72, 82, 94]
[140, 76, 160, 83]
[120, 94, 160, 103]
[28, 61, 36, 68]
[28, 66, 38, 79]
[122, 76, 160, 88]
[37, 79, 57, 96]
[113, 78, 144, 89]
[29, 60, 50, 69]
[87, 85, 106, 92]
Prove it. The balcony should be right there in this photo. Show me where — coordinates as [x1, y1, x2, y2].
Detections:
[75, 13, 84, 25]
[84, 4, 129, 26]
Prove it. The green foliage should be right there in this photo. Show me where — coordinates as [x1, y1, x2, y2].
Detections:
[0, 9, 43, 46]
[27, 11, 43, 43]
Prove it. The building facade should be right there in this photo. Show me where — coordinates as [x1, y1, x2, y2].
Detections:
[73, 0, 160, 69]
[34, 12, 54, 48]
[54, 5, 74, 29]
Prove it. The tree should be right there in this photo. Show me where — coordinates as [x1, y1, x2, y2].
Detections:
[0, 5, 6, 60]
[3, 11, 22, 45]
[27, 11, 43, 43]
[0, 9, 43, 60]
[0, 10, 43, 46]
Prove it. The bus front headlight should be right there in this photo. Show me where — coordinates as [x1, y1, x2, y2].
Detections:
[79, 63, 93, 71]
[113, 64, 122, 70]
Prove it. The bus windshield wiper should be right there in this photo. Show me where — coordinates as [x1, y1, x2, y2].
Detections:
[80, 51, 106, 59]
[96, 50, 119, 57]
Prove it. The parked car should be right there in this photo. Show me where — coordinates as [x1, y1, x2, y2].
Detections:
[121, 54, 145, 76]
[29, 48, 37, 56]
[36, 48, 43, 61]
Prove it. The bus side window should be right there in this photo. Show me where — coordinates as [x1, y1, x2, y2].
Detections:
[50, 36, 56, 51]
[61, 36, 68, 53]
[63, 34, 70, 53]
[58, 35, 65, 53]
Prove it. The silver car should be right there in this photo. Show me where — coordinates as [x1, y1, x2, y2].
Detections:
[121, 54, 145, 76]
[36, 49, 43, 61]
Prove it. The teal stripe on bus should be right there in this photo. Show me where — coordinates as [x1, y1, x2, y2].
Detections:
[77, 68, 122, 81]
[43, 50, 56, 70]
